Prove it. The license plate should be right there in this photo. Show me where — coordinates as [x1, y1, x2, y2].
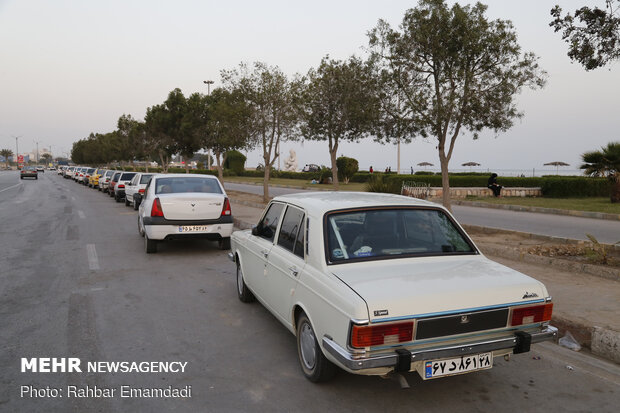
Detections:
[178, 225, 210, 233]
[424, 352, 493, 379]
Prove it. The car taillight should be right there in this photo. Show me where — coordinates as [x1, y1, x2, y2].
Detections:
[221, 197, 231, 216]
[138, 188, 145, 193]
[510, 303, 553, 326]
[151, 197, 164, 217]
[350, 321, 414, 348]
[118, 184, 125, 188]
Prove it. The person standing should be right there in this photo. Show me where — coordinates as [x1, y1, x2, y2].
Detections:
[369, 166, 373, 174]
[487, 173, 503, 197]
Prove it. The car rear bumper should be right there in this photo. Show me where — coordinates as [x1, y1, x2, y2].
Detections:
[322, 325, 557, 373]
[145, 222, 233, 241]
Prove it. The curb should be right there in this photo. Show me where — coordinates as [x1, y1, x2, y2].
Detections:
[453, 199, 620, 222]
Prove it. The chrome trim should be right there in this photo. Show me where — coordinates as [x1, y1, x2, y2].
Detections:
[227, 252, 235, 262]
[373, 299, 545, 323]
[322, 326, 557, 371]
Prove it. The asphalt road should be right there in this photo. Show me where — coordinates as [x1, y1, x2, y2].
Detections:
[1, 171, 619, 413]
[223, 182, 620, 244]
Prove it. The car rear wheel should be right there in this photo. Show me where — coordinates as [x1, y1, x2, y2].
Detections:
[236, 262, 255, 303]
[296, 313, 336, 383]
[137, 217, 145, 237]
[145, 234, 157, 253]
[125, 197, 130, 206]
[218, 237, 231, 250]
[115, 194, 121, 202]
[133, 200, 139, 210]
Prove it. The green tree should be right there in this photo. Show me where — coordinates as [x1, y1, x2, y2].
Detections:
[369, 0, 546, 210]
[336, 156, 359, 184]
[581, 141, 620, 202]
[550, 1, 620, 70]
[1, 149, 14, 169]
[144, 90, 186, 173]
[40, 153, 52, 164]
[222, 62, 299, 202]
[205, 87, 252, 182]
[299, 56, 381, 189]
[180, 92, 210, 173]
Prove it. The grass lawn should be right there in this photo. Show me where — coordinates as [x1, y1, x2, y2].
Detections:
[223, 176, 367, 191]
[463, 196, 620, 215]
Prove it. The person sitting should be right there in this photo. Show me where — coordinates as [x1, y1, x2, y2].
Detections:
[487, 173, 503, 197]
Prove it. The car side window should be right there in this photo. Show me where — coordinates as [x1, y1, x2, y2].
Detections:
[256, 203, 284, 242]
[293, 217, 306, 258]
[130, 175, 139, 185]
[277, 206, 305, 255]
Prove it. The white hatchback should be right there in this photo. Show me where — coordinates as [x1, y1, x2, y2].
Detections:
[137, 174, 233, 253]
[125, 172, 158, 209]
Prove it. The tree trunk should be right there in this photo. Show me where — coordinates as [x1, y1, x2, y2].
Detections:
[329, 137, 339, 190]
[263, 162, 271, 203]
[439, 150, 451, 212]
[185, 155, 190, 174]
[215, 151, 225, 184]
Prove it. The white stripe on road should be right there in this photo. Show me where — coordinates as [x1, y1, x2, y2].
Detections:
[0, 183, 22, 194]
[86, 244, 100, 270]
[78, 210, 85, 219]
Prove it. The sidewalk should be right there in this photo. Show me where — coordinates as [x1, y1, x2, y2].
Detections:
[228, 195, 620, 365]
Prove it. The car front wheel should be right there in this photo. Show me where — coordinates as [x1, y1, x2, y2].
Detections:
[236, 261, 255, 303]
[296, 313, 336, 382]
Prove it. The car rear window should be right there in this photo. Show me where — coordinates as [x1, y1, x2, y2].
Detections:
[140, 174, 154, 184]
[325, 208, 475, 263]
[120, 173, 136, 180]
[87, 168, 95, 173]
[155, 177, 222, 194]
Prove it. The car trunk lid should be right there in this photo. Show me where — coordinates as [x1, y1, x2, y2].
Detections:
[159, 193, 225, 220]
[330, 255, 548, 323]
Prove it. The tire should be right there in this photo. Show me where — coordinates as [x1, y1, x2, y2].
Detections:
[115, 194, 121, 203]
[133, 200, 139, 211]
[137, 216, 145, 237]
[219, 237, 231, 250]
[236, 261, 255, 303]
[125, 197, 130, 207]
[145, 234, 157, 253]
[20, 176, 23, 180]
[296, 313, 336, 383]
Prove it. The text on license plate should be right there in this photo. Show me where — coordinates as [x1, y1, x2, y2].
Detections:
[178, 225, 210, 232]
[424, 352, 492, 379]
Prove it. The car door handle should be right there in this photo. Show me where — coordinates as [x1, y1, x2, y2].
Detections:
[288, 266, 299, 277]
[261, 250, 269, 258]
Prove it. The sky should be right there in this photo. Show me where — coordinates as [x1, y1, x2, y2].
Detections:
[0, 0, 617, 175]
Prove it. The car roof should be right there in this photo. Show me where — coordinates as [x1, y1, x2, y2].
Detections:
[154, 173, 218, 180]
[272, 191, 441, 215]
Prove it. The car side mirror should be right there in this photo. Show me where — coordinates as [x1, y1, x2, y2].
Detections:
[251, 225, 259, 236]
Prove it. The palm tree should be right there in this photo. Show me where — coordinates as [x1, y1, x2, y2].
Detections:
[580, 142, 620, 203]
[0, 149, 13, 169]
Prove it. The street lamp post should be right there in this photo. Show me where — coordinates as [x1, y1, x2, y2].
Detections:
[12, 135, 21, 165]
[34, 140, 40, 165]
[203, 80, 215, 170]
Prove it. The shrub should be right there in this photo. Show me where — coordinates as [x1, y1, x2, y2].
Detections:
[336, 156, 359, 184]
[540, 177, 610, 197]
[366, 174, 401, 194]
[224, 150, 246, 174]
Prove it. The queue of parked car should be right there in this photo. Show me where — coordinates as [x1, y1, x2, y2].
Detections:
[58, 166, 233, 254]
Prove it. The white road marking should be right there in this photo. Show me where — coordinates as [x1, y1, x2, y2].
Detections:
[78, 210, 85, 219]
[0, 182, 22, 194]
[86, 244, 100, 270]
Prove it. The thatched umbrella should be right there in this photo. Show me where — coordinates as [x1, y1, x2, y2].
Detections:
[544, 161, 570, 175]
[461, 161, 480, 172]
[416, 161, 434, 171]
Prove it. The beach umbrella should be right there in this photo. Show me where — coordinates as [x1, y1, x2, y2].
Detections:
[417, 162, 434, 170]
[544, 161, 570, 175]
[461, 161, 480, 172]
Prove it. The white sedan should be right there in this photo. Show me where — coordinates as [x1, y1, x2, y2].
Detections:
[229, 192, 557, 382]
[137, 174, 233, 253]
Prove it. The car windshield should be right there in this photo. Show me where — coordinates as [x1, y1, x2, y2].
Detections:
[325, 208, 475, 263]
[155, 177, 222, 194]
